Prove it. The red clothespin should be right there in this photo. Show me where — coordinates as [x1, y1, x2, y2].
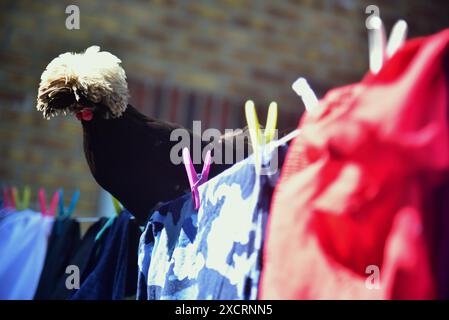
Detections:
[2, 187, 12, 208]
[38, 188, 60, 216]
[182, 148, 212, 210]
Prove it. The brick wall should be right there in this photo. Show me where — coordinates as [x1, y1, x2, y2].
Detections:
[0, 0, 448, 215]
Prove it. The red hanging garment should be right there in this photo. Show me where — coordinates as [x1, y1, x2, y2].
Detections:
[260, 29, 449, 299]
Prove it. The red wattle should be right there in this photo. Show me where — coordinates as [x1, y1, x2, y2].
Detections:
[75, 108, 93, 121]
[81, 109, 93, 121]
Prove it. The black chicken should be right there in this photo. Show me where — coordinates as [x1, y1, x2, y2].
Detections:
[37, 46, 247, 223]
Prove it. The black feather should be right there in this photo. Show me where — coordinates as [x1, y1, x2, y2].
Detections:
[81, 104, 243, 224]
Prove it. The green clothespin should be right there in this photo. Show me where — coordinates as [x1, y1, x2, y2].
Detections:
[245, 100, 278, 172]
[112, 196, 122, 216]
[12, 186, 31, 211]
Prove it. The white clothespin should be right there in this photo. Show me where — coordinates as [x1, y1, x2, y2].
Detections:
[292, 77, 319, 111]
[369, 17, 408, 74]
[368, 16, 387, 74]
[276, 77, 318, 145]
[386, 20, 408, 58]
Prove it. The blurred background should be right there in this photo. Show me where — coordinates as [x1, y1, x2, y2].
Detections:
[0, 0, 448, 217]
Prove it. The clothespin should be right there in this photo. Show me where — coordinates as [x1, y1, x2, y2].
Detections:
[386, 20, 407, 58]
[369, 17, 408, 74]
[112, 196, 122, 216]
[95, 195, 121, 242]
[58, 188, 80, 218]
[292, 78, 319, 111]
[95, 215, 115, 242]
[11, 187, 18, 209]
[368, 16, 386, 74]
[245, 100, 278, 171]
[11, 186, 31, 211]
[9, 187, 16, 209]
[2, 187, 12, 209]
[94, 195, 123, 241]
[22, 186, 31, 210]
[38, 188, 60, 216]
[182, 147, 212, 210]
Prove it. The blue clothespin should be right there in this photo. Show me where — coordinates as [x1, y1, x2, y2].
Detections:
[55, 188, 79, 236]
[58, 188, 80, 218]
[94, 195, 121, 242]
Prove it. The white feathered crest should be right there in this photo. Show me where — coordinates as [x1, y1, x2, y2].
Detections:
[37, 46, 129, 119]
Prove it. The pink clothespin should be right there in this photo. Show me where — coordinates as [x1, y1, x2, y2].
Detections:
[38, 188, 47, 215]
[182, 147, 212, 210]
[38, 188, 60, 216]
[2, 187, 12, 208]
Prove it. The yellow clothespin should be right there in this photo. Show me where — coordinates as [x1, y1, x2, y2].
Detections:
[112, 196, 122, 216]
[12, 186, 31, 211]
[245, 100, 278, 172]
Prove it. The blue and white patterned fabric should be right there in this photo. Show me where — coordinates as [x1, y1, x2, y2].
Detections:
[137, 145, 286, 300]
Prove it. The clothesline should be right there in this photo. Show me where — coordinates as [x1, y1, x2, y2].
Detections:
[74, 216, 136, 222]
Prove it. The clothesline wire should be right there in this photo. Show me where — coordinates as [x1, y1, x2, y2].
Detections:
[1, 131, 301, 223]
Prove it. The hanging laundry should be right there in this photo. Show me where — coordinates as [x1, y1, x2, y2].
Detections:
[260, 29, 449, 299]
[70, 211, 141, 300]
[137, 145, 287, 300]
[77, 217, 115, 286]
[430, 174, 449, 299]
[0, 207, 15, 219]
[34, 217, 81, 299]
[35, 217, 109, 299]
[0, 209, 54, 299]
[427, 47, 449, 299]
